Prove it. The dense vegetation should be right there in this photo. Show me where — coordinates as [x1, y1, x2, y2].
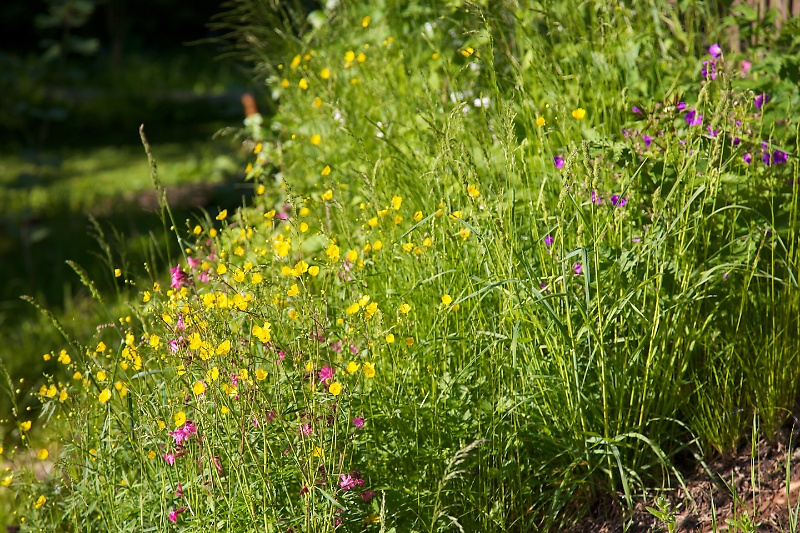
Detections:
[3, 1, 800, 531]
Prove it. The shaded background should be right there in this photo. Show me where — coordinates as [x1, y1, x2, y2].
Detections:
[0, 0, 262, 418]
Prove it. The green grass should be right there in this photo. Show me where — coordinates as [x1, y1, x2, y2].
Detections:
[3, 1, 800, 531]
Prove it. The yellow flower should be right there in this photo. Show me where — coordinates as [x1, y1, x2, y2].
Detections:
[149, 334, 160, 348]
[346, 302, 361, 315]
[320, 67, 330, 79]
[58, 389, 68, 401]
[461, 46, 474, 57]
[571, 108, 586, 120]
[456, 228, 471, 240]
[274, 240, 291, 257]
[234, 269, 245, 283]
[34, 495, 46, 509]
[321, 189, 333, 201]
[174, 411, 187, 428]
[312, 446, 324, 458]
[394, 215, 402, 225]
[365, 301, 378, 319]
[357, 52, 367, 63]
[347, 361, 360, 374]
[414, 211, 423, 221]
[98, 389, 112, 403]
[536, 116, 545, 127]
[391, 195, 402, 210]
[147, 450, 157, 460]
[290, 54, 301, 68]
[57, 350, 71, 365]
[37, 448, 48, 461]
[368, 217, 378, 227]
[300, 222, 309, 232]
[328, 382, 342, 396]
[157, 420, 166, 430]
[344, 50, 355, 62]
[308, 265, 320, 276]
[142, 290, 151, 303]
[253, 323, 272, 343]
[192, 381, 206, 395]
[217, 339, 231, 355]
[256, 184, 265, 195]
[46, 385, 57, 398]
[363, 361, 376, 378]
[217, 263, 227, 275]
[216, 209, 228, 221]
[313, 96, 323, 108]
[310, 134, 321, 145]
[398, 303, 411, 314]
[402, 242, 414, 253]
[321, 165, 331, 176]
[346, 249, 358, 262]
[209, 228, 218, 238]
[432, 52, 440, 60]
[373, 240, 383, 251]
[466, 184, 480, 198]
[287, 284, 300, 297]
[298, 78, 308, 90]
[441, 294, 453, 306]
[0, 474, 12, 486]
[326, 243, 340, 262]
[361, 15, 370, 27]
[288, 309, 300, 319]
[251, 272, 263, 284]
[385, 333, 395, 343]
[96, 370, 107, 382]
[265, 209, 276, 219]
[255, 369, 267, 381]
[114, 268, 122, 278]
[406, 337, 415, 346]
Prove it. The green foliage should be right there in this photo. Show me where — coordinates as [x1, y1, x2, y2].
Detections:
[4, 1, 800, 531]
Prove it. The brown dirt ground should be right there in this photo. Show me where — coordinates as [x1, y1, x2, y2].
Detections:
[572, 428, 800, 532]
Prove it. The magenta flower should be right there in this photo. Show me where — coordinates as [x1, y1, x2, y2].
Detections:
[685, 110, 703, 127]
[632, 105, 642, 114]
[573, 263, 582, 275]
[163, 453, 176, 466]
[676, 101, 687, 111]
[754, 93, 769, 110]
[544, 235, 554, 247]
[339, 474, 357, 490]
[169, 421, 197, 446]
[701, 60, 717, 80]
[591, 190, 602, 205]
[706, 125, 719, 137]
[168, 506, 187, 523]
[362, 490, 376, 502]
[643, 134, 653, 147]
[170, 265, 189, 290]
[741, 60, 752, 74]
[553, 156, 565, 169]
[213, 456, 223, 473]
[709, 43, 722, 59]
[187, 256, 201, 269]
[318, 365, 334, 383]
[174, 482, 184, 497]
[353, 417, 365, 428]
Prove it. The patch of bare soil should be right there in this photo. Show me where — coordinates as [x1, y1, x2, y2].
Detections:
[573, 428, 800, 532]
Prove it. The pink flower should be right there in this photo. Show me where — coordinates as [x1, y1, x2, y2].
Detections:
[352, 417, 365, 429]
[300, 423, 313, 436]
[169, 421, 197, 446]
[339, 474, 357, 490]
[741, 60, 752, 74]
[318, 365, 334, 383]
[174, 482, 184, 497]
[573, 263, 583, 275]
[170, 265, 188, 290]
[163, 453, 176, 466]
[213, 456, 223, 473]
[168, 506, 187, 523]
[362, 490, 376, 502]
[187, 256, 201, 269]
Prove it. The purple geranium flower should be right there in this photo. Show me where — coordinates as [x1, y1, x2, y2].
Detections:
[544, 235, 554, 247]
[706, 125, 719, 137]
[643, 134, 653, 147]
[701, 60, 717, 80]
[352, 417, 365, 429]
[591, 190, 602, 205]
[685, 110, 703, 127]
[610, 195, 627, 207]
[553, 156, 565, 169]
[632, 105, 642, 114]
[754, 93, 769, 111]
[573, 263, 582, 275]
[676, 101, 687, 111]
[709, 43, 722, 59]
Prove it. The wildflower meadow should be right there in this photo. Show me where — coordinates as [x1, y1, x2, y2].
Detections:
[3, 1, 800, 531]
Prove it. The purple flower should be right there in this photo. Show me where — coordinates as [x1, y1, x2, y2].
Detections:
[733, 137, 740, 146]
[643, 134, 653, 147]
[573, 263, 582, 275]
[706, 126, 719, 137]
[544, 235, 554, 247]
[352, 417, 365, 428]
[318, 366, 334, 383]
[676, 101, 687, 111]
[754, 93, 769, 110]
[632, 105, 642, 114]
[772, 150, 789, 165]
[553, 156, 565, 169]
[685, 110, 703, 127]
[610, 195, 627, 207]
[591, 190, 602, 205]
[709, 43, 722, 59]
